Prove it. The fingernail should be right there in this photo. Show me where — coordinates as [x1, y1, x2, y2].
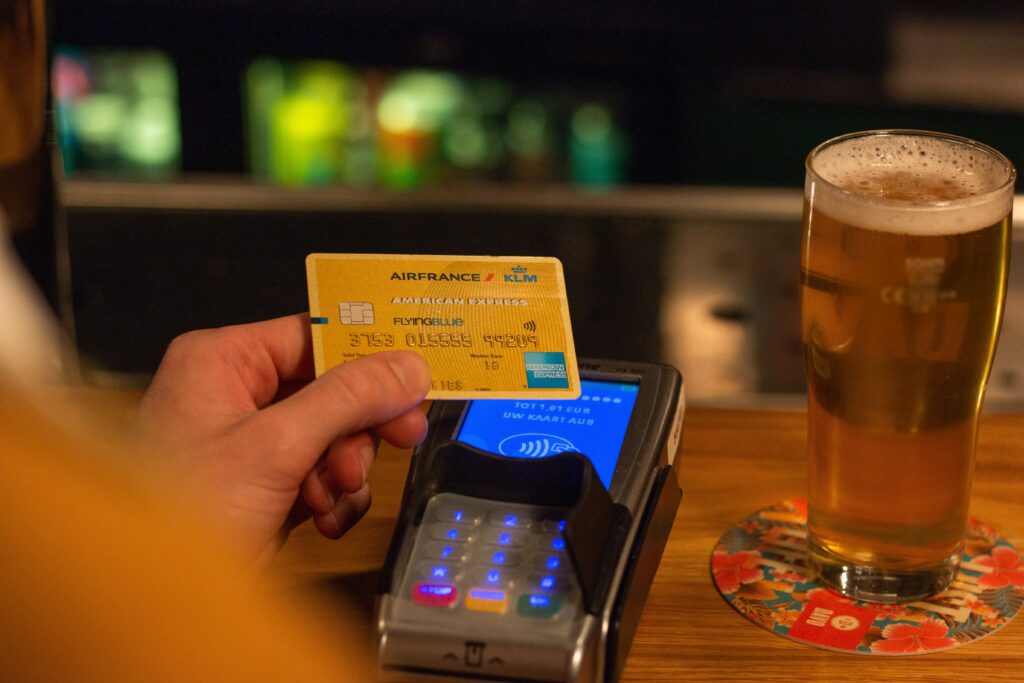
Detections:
[326, 499, 344, 537]
[318, 467, 338, 508]
[359, 445, 376, 486]
[388, 352, 430, 394]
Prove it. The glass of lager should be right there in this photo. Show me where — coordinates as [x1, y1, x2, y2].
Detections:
[801, 130, 1015, 602]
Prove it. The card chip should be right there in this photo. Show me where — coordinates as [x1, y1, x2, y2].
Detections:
[339, 302, 375, 325]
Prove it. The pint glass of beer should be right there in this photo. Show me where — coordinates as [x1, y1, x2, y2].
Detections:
[801, 130, 1015, 602]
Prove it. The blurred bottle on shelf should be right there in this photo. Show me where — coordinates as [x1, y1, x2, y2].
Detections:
[376, 70, 463, 189]
[340, 72, 380, 187]
[569, 103, 627, 189]
[52, 48, 180, 178]
[244, 57, 284, 181]
[505, 98, 558, 183]
[439, 77, 511, 182]
[245, 58, 629, 190]
[250, 60, 353, 186]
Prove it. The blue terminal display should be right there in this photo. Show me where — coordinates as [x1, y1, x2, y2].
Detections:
[456, 379, 640, 489]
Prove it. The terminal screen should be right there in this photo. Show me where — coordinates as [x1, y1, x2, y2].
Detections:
[455, 379, 640, 489]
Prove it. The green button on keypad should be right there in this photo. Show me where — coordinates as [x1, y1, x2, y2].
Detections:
[517, 593, 564, 618]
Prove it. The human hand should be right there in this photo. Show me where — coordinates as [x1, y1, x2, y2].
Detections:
[135, 313, 430, 564]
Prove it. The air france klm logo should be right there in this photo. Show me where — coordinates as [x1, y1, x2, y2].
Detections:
[505, 266, 538, 283]
[390, 271, 485, 282]
[387, 266, 537, 283]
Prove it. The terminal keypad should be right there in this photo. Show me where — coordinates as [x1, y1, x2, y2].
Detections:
[403, 493, 578, 620]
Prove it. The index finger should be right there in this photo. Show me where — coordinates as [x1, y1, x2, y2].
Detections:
[251, 351, 431, 475]
[237, 312, 316, 382]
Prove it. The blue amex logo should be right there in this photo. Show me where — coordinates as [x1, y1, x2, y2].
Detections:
[523, 352, 570, 389]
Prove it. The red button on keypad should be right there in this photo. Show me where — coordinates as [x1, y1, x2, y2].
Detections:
[412, 582, 458, 608]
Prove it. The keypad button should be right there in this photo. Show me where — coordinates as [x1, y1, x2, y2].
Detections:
[534, 554, 570, 573]
[436, 505, 481, 525]
[539, 533, 567, 552]
[483, 549, 522, 567]
[419, 561, 458, 581]
[487, 511, 534, 529]
[481, 528, 527, 547]
[422, 543, 466, 562]
[465, 588, 508, 614]
[541, 519, 567, 533]
[517, 593, 564, 618]
[412, 582, 458, 608]
[428, 524, 474, 543]
[470, 567, 513, 588]
[530, 574, 573, 594]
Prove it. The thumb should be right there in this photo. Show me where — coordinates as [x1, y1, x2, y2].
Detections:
[249, 351, 430, 479]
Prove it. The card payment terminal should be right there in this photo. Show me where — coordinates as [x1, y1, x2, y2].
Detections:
[376, 359, 684, 682]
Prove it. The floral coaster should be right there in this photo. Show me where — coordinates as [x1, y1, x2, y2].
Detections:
[711, 499, 1024, 654]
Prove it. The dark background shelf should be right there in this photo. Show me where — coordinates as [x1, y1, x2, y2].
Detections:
[53, 0, 1024, 188]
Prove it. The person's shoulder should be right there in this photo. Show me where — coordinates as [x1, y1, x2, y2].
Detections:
[0, 383, 367, 680]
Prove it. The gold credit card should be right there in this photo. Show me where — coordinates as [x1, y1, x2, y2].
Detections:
[306, 254, 580, 399]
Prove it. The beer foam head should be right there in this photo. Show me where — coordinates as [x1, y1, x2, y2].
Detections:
[807, 132, 1015, 234]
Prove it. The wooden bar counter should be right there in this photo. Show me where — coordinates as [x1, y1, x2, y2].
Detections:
[270, 407, 1024, 681]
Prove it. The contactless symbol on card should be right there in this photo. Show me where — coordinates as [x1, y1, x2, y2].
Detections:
[305, 254, 581, 400]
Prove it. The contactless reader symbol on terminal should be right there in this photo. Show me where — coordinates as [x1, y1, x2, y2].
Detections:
[338, 301, 374, 325]
[498, 433, 577, 458]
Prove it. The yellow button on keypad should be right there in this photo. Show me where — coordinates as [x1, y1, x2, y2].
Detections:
[465, 588, 508, 614]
